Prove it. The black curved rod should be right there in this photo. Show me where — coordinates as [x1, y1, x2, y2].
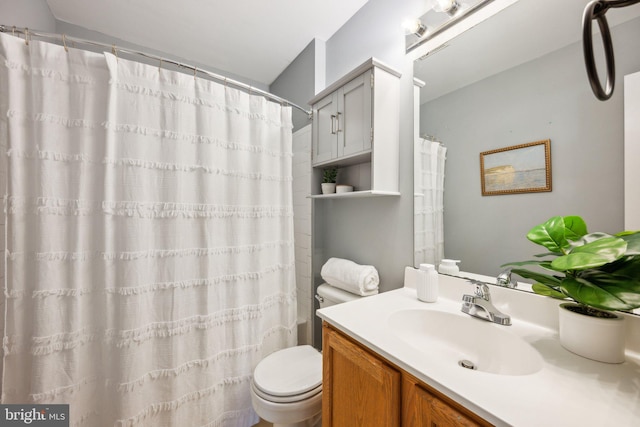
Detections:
[582, 0, 640, 101]
[604, 0, 640, 7]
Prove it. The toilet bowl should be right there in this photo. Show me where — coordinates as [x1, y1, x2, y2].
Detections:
[251, 284, 367, 427]
[250, 345, 323, 427]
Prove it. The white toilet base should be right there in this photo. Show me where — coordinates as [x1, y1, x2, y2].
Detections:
[250, 381, 322, 427]
[273, 412, 321, 427]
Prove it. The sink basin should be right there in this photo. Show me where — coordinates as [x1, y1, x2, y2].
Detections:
[387, 309, 543, 376]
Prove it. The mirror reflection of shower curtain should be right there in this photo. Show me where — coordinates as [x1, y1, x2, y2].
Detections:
[0, 32, 296, 427]
[414, 138, 447, 267]
[625, 71, 640, 231]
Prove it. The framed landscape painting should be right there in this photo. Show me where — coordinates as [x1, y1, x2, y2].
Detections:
[480, 139, 552, 196]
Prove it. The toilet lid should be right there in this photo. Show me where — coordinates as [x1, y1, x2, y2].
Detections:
[253, 345, 322, 397]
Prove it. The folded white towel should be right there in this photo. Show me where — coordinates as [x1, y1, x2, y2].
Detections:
[320, 257, 380, 296]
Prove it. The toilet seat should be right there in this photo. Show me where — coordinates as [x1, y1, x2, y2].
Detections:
[253, 345, 322, 403]
[252, 380, 322, 403]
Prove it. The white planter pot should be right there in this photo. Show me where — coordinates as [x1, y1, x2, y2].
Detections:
[321, 183, 336, 194]
[558, 303, 626, 364]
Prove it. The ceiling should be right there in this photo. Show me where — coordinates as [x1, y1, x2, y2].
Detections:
[45, 0, 370, 86]
[415, 0, 640, 103]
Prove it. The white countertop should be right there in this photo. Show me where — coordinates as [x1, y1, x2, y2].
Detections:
[317, 276, 640, 427]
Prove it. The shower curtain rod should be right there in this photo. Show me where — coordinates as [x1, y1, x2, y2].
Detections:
[0, 25, 312, 118]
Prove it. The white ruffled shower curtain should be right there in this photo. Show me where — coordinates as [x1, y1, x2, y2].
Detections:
[414, 138, 447, 267]
[0, 32, 296, 426]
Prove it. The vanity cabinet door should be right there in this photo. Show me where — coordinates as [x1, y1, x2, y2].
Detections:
[322, 323, 401, 427]
[403, 375, 491, 427]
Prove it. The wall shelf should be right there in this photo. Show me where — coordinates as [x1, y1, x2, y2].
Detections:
[309, 190, 400, 199]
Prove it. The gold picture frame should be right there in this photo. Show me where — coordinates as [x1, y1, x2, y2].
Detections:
[480, 139, 552, 196]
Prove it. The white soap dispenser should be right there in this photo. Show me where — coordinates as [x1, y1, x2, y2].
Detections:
[417, 263, 438, 303]
[438, 259, 461, 275]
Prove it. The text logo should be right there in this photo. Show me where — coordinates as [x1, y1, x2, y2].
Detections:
[1, 405, 69, 426]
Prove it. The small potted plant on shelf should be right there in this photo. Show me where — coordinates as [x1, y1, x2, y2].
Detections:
[503, 215, 640, 363]
[321, 167, 338, 194]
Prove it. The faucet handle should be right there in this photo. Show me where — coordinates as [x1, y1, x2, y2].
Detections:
[467, 279, 490, 300]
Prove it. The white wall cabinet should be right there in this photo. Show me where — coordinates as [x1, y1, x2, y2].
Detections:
[309, 58, 401, 198]
[312, 71, 372, 164]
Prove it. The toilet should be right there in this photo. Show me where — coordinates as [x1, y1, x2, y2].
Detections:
[250, 283, 365, 427]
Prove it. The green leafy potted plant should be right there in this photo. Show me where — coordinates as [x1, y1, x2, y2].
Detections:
[503, 215, 640, 363]
[321, 167, 338, 194]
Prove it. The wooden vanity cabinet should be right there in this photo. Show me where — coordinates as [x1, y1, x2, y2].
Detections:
[322, 323, 401, 426]
[402, 375, 491, 427]
[322, 323, 492, 427]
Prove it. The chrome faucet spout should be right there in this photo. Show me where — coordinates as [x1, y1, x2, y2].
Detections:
[496, 268, 518, 289]
[461, 280, 511, 326]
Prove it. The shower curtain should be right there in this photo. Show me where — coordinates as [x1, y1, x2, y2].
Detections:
[0, 32, 296, 427]
[414, 138, 447, 267]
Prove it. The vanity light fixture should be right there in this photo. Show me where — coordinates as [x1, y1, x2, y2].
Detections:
[406, 0, 494, 54]
[433, 0, 460, 16]
[402, 18, 428, 37]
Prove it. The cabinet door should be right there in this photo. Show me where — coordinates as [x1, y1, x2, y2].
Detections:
[322, 324, 400, 427]
[312, 92, 338, 165]
[403, 375, 490, 427]
[337, 71, 372, 158]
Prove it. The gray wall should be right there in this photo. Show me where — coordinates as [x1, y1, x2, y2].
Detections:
[421, 17, 640, 277]
[324, 0, 420, 86]
[0, 0, 56, 31]
[269, 40, 316, 131]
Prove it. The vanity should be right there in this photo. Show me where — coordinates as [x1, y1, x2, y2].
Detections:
[317, 274, 640, 426]
[322, 321, 491, 426]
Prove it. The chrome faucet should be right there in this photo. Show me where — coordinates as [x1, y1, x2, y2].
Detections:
[496, 268, 518, 289]
[461, 280, 511, 326]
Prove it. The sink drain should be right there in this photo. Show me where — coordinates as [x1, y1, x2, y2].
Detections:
[458, 359, 477, 370]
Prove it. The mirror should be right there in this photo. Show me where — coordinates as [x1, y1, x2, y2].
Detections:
[413, 0, 640, 296]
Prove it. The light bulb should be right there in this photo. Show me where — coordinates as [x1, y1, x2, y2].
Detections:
[434, 0, 460, 15]
[402, 18, 427, 37]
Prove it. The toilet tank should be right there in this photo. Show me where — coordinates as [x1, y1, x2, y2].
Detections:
[316, 283, 362, 308]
